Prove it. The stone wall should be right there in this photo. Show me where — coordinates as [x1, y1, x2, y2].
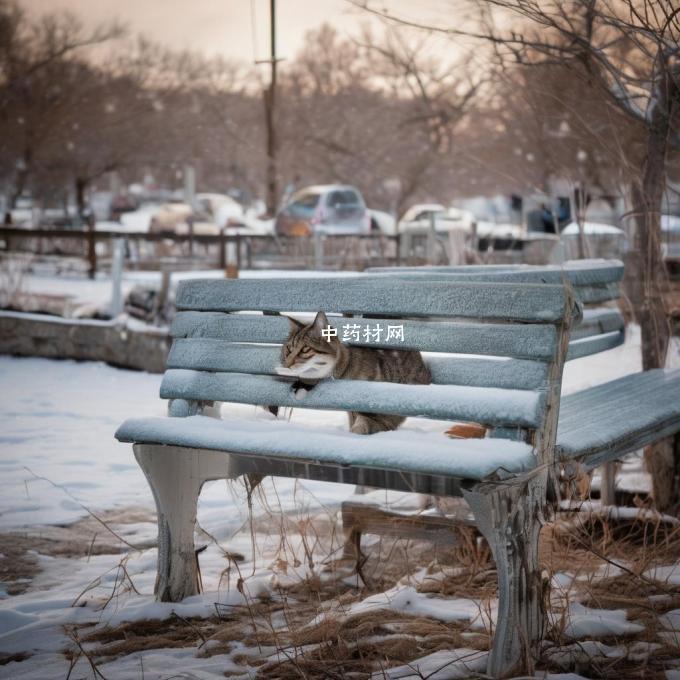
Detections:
[0, 311, 170, 373]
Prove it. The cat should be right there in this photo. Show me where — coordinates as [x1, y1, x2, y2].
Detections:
[275, 311, 431, 435]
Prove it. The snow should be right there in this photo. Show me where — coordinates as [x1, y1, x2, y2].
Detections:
[659, 609, 680, 647]
[0, 357, 353, 531]
[555, 602, 644, 639]
[561, 221, 624, 236]
[371, 648, 488, 679]
[0, 309, 116, 327]
[564, 502, 679, 525]
[116, 413, 536, 480]
[643, 563, 680, 586]
[546, 640, 660, 668]
[314, 585, 489, 629]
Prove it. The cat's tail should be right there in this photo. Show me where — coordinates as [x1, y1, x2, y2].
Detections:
[444, 423, 487, 439]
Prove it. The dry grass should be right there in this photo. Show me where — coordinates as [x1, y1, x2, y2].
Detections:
[8, 484, 674, 679]
[0, 506, 155, 596]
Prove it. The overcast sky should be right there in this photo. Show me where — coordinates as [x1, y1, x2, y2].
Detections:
[19, 0, 435, 63]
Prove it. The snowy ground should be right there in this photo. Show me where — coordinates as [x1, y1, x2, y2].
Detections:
[1, 297, 680, 677]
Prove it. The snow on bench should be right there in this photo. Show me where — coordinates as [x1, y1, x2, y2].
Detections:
[558, 368, 680, 466]
[116, 413, 536, 481]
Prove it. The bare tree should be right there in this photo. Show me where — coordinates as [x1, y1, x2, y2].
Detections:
[0, 0, 123, 211]
[278, 24, 481, 214]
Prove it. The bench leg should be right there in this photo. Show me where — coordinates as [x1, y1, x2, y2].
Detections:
[600, 461, 617, 506]
[133, 444, 237, 602]
[463, 472, 547, 679]
[341, 502, 363, 560]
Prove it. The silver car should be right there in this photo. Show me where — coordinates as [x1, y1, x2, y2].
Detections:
[275, 185, 369, 236]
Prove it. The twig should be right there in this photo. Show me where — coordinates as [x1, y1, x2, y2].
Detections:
[170, 611, 207, 645]
[67, 627, 108, 680]
[86, 533, 98, 563]
[22, 466, 142, 551]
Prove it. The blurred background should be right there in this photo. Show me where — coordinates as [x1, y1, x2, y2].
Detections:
[0, 0, 678, 356]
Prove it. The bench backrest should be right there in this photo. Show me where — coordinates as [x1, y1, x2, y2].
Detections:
[367, 260, 625, 361]
[166, 276, 580, 470]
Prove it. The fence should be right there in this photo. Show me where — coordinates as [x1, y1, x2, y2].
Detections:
[0, 226, 404, 276]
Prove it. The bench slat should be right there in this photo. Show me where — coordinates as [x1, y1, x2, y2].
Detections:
[116, 414, 536, 480]
[166, 339, 550, 390]
[159, 369, 545, 427]
[566, 330, 625, 360]
[571, 308, 624, 340]
[557, 368, 680, 464]
[175, 278, 570, 322]
[170, 313, 558, 359]
[368, 260, 624, 286]
[572, 282, 620, 304]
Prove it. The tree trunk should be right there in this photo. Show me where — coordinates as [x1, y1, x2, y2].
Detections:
[75, 177, 88, 218]
[9, 147, 32, 210]
[632, 69, 678, 513]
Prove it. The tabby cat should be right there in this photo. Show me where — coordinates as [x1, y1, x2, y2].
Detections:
[275, 311, 431, 435]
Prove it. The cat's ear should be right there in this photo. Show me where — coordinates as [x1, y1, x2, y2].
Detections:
[287, 316, 305, 332]
[312, 311, 330, 335]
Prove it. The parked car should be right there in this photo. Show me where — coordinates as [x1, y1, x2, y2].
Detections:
[195, 193, 243, 228]
[398, 204, 475, 233]
[275, 185, 369, 236]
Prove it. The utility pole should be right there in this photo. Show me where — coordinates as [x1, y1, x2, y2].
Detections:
[262, 0, 278, 216]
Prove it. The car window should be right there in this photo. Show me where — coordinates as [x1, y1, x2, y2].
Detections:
[290, 193, 320, 209]
[287, 192, 321, 217]
[327, 190, 361, 207]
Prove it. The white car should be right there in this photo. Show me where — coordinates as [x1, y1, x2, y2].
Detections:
[398, 204, 475, 233]
[196, 193, 243, 228]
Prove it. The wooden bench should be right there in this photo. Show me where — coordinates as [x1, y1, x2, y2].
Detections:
[115, 272, 680, 678]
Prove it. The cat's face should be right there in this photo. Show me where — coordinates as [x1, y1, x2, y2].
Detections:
[276, 311, 339, 380]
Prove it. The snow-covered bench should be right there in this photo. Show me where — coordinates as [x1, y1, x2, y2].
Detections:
[116, 275, 582, 677]
[114, 271, 680, 677]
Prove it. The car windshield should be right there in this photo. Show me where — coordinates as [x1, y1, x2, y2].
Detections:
[286, 192, 321, 218]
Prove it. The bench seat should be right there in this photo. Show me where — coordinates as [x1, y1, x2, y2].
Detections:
[117, 368, 680, 487]
[557, 368, 680, 467]
[115, 413, 535, 482]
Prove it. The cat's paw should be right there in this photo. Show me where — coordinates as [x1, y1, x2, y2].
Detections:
[350, 420, 373, 435]
[291, 380, 315, 401]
